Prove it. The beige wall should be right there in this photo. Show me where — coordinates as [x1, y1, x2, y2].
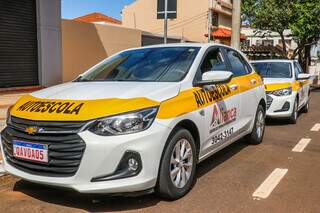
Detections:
[122, 0, 232, 42]
[62, 19, 142, 82]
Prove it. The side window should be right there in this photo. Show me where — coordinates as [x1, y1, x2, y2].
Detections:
[294, 62, 303, 79]
[196, 48, 228, 81]
[225, 49, 250, 77]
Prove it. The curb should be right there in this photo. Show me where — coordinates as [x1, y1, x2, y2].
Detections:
[0, 104, 11, 109]
[0, 86, 44, 94]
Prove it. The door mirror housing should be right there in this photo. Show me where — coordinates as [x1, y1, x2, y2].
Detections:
[297, 73, 311, 80]
[195, 71, 233, 86]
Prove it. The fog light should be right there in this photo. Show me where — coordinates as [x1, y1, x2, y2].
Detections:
[91, 151, 142, 182]
[128, 158, 139, 171]
[274, 101, 290, 112]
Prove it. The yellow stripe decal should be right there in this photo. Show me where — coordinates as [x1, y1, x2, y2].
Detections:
[11, 95, 160, 121]
[11, 72, 263, 121]
[157, 72, 263, 119]
[264, 83, 292, 92]
[265, 80, 308, 92]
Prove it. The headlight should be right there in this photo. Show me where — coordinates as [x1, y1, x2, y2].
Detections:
[89, 107, 158, 136]
[268, 87, 292, 96]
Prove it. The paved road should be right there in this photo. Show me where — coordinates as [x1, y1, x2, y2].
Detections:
[0, 91, 320, 213]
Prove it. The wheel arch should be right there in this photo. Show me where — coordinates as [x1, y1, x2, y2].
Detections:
[259, 98, 266, 112]
[172, 119, 201, 159]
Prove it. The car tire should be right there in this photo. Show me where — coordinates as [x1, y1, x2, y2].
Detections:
[301, 99, 309, 113]
[289, 98, 298, 124]
[246, 104, 265, 145]
[156, 128, 197, 200]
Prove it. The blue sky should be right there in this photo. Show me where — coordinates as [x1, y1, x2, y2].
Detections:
[61, 0, 135, 20]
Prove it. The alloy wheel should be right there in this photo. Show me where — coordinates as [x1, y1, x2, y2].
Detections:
[170, 139, 193, 188]
[256, 110, 265, 139]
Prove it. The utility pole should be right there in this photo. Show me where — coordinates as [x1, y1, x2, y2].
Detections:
[208, 0, 213, 43]
[208, 9, 212, 43]
[164, 0, 168, 44]
[231, 0, 241, 49]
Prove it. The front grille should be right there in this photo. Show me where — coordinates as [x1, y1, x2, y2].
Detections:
[266, 94, 273, 110]
[1, 125, 86, 177]
[8, 116, 89, 134]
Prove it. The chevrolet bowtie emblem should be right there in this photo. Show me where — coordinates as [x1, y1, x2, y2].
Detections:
[25, 126, 38, 135]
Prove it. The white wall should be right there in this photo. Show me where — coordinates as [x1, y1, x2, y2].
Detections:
[36, 0, 62, 87]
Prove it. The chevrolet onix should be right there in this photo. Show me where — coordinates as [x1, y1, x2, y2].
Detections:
[251, 60, 310, 124]
[1, 44, 266, 200]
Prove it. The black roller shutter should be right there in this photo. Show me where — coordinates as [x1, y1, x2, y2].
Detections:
[0, 0, 38, 88]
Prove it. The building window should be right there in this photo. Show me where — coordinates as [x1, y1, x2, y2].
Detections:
[257, 40, 274, 46]
[278, 39, 292, 47]
[262, 40, 274, 46]
[212, 12, 219, 27]
[241, 40, 250, 47]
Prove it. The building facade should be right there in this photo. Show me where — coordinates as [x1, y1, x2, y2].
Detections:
[241, 28, 298, 51]
[122, 0, 233, 43]
[0, 0, 62, 89]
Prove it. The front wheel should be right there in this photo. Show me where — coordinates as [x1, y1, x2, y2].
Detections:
[301, 99, 309, 113]
[156, 128, 197, 200]
[246, 104, 265, 145]
[289, 98, 298, 124]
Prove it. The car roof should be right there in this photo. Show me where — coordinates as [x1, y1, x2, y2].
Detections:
[251, 59, 295, 63]
[124, 42, 235, 51]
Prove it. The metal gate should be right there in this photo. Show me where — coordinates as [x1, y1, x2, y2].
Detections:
[0, 0, 38, 88]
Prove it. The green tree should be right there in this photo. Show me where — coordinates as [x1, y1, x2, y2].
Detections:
[241, 0, 294, 55]
[242, 0, 320, 71]
[289, 0, 320, 70]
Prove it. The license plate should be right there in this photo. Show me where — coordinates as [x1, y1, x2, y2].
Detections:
[13, 140, 48, 163]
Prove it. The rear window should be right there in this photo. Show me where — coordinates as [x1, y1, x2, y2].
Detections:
[251, 62, 292, 78]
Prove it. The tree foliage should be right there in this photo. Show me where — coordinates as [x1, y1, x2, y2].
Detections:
[241, 0, 320, 70]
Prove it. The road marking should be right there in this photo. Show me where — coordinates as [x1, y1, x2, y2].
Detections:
[252, 168, 288, 199]
[292, 138, 311, 152]
[311, 123, 320, 131]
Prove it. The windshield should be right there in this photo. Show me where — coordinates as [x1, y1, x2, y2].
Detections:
[77, 47, 200, 82]
[251, 62, 292, 78]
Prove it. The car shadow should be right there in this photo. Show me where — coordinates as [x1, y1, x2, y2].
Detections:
[265, 112, 303, 126]
[13, 140, 249, 212]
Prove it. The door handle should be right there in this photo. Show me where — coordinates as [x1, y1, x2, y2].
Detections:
[250, 79, 257, 84]
[229, 84, 238, 90]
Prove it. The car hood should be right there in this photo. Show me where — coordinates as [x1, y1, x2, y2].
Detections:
[32, 82, 181, 101]
[263, 78, 293, 92]
[10, 82, 181, 121]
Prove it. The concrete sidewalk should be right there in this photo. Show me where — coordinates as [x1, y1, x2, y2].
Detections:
[0, 92, 31, 132]
[0, 92, 29, 120]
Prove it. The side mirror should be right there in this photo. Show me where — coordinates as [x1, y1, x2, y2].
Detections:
[195, 71, 233, 86]
[297, 73, 311, 80]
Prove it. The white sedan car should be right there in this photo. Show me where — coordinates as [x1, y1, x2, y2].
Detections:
[2, 44, 266, 200]
[251, 60, 311, 123]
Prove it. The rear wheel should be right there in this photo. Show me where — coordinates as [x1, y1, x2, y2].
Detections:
[289, 98, 298, 124]
[246, 104, 265, 145]
[156, 128, 197, 200]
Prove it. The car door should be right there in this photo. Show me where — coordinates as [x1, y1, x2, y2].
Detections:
[194, 47, 241, 155]
[223, 48, 258, 131]
[293, 62, 308, 108]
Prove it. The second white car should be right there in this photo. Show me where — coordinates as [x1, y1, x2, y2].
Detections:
[251, 59, 310, 123]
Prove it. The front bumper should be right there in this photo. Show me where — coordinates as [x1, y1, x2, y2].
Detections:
[266, 94, 296, 118]
[0, 121, 171, 194]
